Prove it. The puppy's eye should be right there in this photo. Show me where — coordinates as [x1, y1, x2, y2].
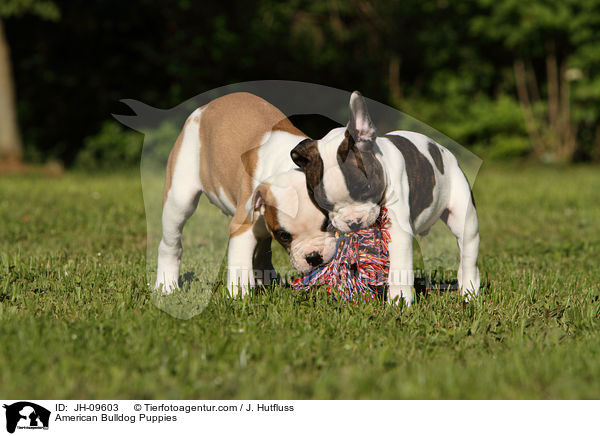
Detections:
[275, 230, 292, 243]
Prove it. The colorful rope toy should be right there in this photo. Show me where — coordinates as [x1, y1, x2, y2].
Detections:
[292, 208, 390, 302]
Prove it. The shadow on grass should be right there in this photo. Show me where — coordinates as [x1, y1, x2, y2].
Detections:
[153, 264, 489, 319]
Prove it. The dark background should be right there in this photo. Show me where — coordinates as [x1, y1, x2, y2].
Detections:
[3, 0, 600, 167]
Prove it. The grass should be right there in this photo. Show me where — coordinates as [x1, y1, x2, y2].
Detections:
[1, 163, 599, 399]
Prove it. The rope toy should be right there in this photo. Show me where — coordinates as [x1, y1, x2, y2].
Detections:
[292, 208, 390, 302]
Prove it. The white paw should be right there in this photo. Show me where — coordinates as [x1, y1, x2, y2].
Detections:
[226, 273, 251, 298]
[459, 269, 480, 302]
[461, 287, 479, 303]
[226, 265, 255, 298]
[227, 281, 251, 299]
[154, 275, 179, 295]
[388, 284, 413, 307]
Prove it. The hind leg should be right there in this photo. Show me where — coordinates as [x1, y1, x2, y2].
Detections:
[156, 188, 201, 294]
[444, 172, 480, 300]
[155, 115, 203, 294]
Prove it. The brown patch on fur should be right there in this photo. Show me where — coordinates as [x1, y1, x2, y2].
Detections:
[263, 203, 284, 243]
[384, 135, 436, 222]
[259, 184, 278, 229]
[428, 141, 444, 174]
[199, 92, 307, 214]
[165, 93, 308, 237]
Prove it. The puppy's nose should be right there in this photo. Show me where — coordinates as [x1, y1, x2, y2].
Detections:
[348, 219, 363, 232]
[305, 252, 323, 267]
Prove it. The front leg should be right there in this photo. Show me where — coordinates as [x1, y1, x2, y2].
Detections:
[226, 227, 258, 298]
[386, 208, 415, 306]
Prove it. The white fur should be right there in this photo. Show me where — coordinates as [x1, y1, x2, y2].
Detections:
[266, 183, 298, 219]
[254, 130, 300, 181]
[330, 202, 380, 233]
[317, 129, 348, 202]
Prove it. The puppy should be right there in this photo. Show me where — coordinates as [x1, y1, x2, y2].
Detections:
[156, 92, 336, 296]
[291, 91, 480, 305]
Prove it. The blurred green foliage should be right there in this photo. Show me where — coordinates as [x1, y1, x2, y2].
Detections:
[138, 120, 182, 170]
[4, 0, 600, 165]
[0, 0, 59, 20]
[75, 122, 142, 171]
[74, 119, 183, 171]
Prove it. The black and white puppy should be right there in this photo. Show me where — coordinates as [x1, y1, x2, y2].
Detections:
[291, 92, 480, 306]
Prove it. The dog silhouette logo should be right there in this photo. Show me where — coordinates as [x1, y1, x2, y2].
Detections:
[3, 402, 50, 433]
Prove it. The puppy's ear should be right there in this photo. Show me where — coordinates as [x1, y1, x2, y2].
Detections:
[290, 138, 316, 169]
[249, 185, 266, 224]
[347, 91, 376, 151]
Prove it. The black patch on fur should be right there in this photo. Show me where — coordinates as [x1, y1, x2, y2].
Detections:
[337, 131, 386, 205]
[290, 139, 334, 212]
[384, 134, 436, 222]
[428, 141, 444, 174]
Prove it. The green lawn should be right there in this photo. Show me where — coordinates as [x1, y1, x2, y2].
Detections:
[1, 164, 599, 399]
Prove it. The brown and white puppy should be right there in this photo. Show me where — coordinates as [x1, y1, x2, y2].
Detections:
[156, 92, 336, 296]
[291, 92, 480, 306]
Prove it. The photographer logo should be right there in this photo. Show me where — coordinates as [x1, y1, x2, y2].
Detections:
[3, 402, 50, 433]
